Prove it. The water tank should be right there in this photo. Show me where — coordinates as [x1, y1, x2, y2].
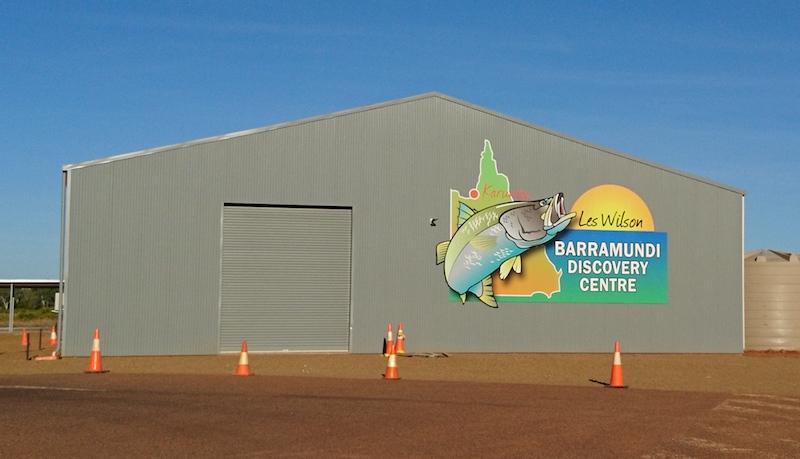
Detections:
[744, 249, 800, 351]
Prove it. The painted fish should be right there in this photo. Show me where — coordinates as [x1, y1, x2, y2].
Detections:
[436, 192, 576, 307]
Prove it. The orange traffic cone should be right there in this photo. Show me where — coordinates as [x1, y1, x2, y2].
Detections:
[382, 343, 400, 380]
[86, 329, 108, 373]
[607, 341, 627, 388]
[49, 326, 58, 346]
[234, 341, 252, 376]
[383, 324, 394, 357]
[21, 328, 28, 347]
[395, 323, 405, 355]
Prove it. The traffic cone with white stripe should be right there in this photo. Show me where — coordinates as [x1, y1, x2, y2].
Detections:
[86, 328, 108, 373]
[383, 324, 394, 357]
[49, 326, 58, 346]
[382, 342, 400, 380]
[607, 341, 627, 388]
[234, 341, 252, 376]
[395, 323, 406, 355]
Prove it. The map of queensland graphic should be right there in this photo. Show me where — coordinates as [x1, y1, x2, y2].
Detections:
[437, 140, 668, 306]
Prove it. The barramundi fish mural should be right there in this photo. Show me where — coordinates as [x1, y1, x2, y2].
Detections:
[436, 193, 576, 307]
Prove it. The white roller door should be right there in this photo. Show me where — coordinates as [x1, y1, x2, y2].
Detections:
[220, 205, 352, 352]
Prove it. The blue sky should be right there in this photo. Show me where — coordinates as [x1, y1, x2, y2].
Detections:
[2, 1, 798, 278]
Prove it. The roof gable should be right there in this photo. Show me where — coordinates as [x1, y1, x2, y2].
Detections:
[63, 92, 745, 195]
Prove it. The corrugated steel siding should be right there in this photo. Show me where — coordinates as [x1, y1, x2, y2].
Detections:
[220, 205, 352, 352]
[745, 264, 800, 350]
[63, 152, 224, 356]
[62, 93, 744, 355]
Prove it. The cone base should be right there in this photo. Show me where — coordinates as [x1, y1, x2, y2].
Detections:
[234, 366, 252, 376]
[85, 370, 110, 374]
[606, 385, 628, 389]
[383, 365, 400, 380]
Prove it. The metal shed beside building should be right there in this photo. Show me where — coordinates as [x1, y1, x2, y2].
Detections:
[744, 249, 800, 351]
[58, 92, 746, 356]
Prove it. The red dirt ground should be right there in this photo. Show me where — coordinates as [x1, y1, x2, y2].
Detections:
[2, 331, 799, 458]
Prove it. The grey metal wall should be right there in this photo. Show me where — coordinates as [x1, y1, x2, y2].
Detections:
[61, 93, 745, 356]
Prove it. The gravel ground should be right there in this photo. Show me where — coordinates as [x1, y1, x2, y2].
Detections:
[2, 331, 798, 396]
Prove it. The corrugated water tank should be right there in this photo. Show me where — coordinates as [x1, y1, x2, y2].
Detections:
[744, 249, 800, 351]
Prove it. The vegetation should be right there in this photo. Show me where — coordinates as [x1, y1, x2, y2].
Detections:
[0, 287, 58, 310]
[0, 287, 59, 328]
[0, 308, 57, 328]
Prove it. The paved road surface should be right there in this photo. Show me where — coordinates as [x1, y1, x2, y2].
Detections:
[2, 374, 798, 458]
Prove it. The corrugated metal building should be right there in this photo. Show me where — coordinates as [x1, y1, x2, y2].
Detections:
[58, 93, 746, 356]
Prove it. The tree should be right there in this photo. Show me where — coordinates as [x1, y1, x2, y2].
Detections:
[0, 287, 57, 310]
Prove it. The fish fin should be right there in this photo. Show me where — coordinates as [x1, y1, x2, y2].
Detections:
[468, 276, 498, 308]
[470, 235, 497, 251]
[477, 276, 498, 307]
[499, 255, 522, 280]
[457, 202, 478, 228]
[435, 241, 449, 264]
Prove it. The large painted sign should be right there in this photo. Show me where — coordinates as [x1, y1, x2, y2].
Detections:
[436, 140, 668, 307]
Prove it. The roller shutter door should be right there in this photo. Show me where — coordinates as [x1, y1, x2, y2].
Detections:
[220, 205, 352, 352]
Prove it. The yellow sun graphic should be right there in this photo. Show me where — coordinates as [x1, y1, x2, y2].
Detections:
[568, 184, 654, 231]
